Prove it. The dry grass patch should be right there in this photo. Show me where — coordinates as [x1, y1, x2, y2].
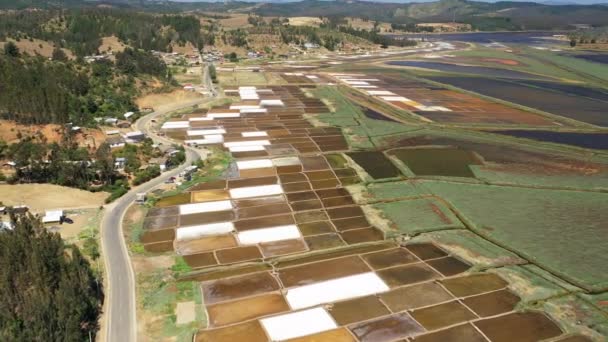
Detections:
[1, 38, 74, 59]
[0, 184, 108, 213]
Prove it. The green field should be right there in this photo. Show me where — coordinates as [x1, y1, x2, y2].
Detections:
[418, 181, 608, 292]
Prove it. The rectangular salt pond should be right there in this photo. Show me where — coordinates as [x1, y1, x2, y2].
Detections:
[380, 96, 410, 102]
[225, 140, 271, 148]
[286, 272, 390, 309]
[260, 307, 337, 341]
[179, 200, 233, 215]
[176, 222, 235, 240]
[367, 90, 395, 96]
[162, 121, 189, 129]
[187, 128, 226, 136]
[236, 159, 273, 170]
[229, 184, 283, 199]
[242, 131, 268, 137]
[237, 225, 301, 245]
[228, 145, 266, 152]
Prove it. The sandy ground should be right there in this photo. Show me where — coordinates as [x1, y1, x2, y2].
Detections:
[175, 301, 196, 325]
[135, 90, 202, 111]
[99, 36, 127, 54]
[53, 209, 99, 240]
[0, 184, 108, 213]
[289, 17, 323, 27]
[0, 38, 74, 59]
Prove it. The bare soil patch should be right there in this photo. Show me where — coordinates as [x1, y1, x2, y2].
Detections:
[135, 90, 202, 110]
[0, 184, 108, 213]
[1, 38, 74, 59]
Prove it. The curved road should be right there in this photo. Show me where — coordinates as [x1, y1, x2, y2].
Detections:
[100, 98, 206, 342]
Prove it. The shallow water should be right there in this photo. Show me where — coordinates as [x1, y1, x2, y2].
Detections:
[490, 130, 608, 150]
[347, 151, 401, 179]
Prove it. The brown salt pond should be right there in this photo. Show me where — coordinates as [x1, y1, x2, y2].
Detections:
[143, 215, 178, 230]
[406, 243, 448, 260]
[377, 263, 440, 288]
[273, 242, 395, 269]
[279, 255, 370, 287]
[340, 227, 384, 244]
[304, 233, 345, 251]
[441, 273, 508, 297]
[228, 176, 278, 188]
[426, 256, 471, 276]
[347, 151, 401, 179]
[234, 214, 294, 231]
[237, 203, 292, 218]
[294, 210, 330, 224]
[189, 179, 227, 191]
[260, 238, 308, 257]
[233, 195, 285, 208]
[285, 328, 355, 342]
[331, 216, 370, 231]
[380, 281, 455, 312]
[195, 320, 268, 342]
[321, 196, 355, 208]
[215, 246, 263, 264]
[283, 182, 313, 192]
[286, 191, 318, 202]
[412, 323, 487, 342]
[349, 312, 425, 342]
[329, 295, 390, 325]
[298, 221, 335, 236]
[362, 248, 419, 270]
[140, 227, 175, 244]
[290, 199, 324, 211]
[202, 271, 281, 305]
[147, 206, 179, 217]
[327, 206, 365, 219]
[183, 252, 217, 268]
[180, 211, 235, 226]
[411, 300, 477, 330]
[462, 289, 520, 317]
[175, 235, 237, 255]
[474, 311, 563, 342]
[191, 190, 230, 203]
[155, 193, 191, 207]
[206, 293, 290, 327]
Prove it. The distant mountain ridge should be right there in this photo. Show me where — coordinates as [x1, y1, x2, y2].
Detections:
[2, 0, 608, 30]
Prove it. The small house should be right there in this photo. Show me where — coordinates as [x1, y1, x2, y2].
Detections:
[123, 111, 135, 119]
[107, 136, 126, 149]
[104, 118, 119, 126]
[114, 157, 126, 170]
[42, 210, 63, 224]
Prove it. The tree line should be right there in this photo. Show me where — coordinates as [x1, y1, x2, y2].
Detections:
[0, 213, 102, 340]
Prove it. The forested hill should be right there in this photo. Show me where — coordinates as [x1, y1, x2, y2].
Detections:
[0, 9, 203, 56]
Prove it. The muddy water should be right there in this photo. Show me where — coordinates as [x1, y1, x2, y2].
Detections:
[237, 203, 292, 219]
[390, 148, 483, 178]
[279, 255, 371, 287]
[155, 193, 192, 207]
[202, 271, 281, 305]
[316, 188, 349, 199]
[474, 312, 562, 342]
[228, 176, 278, 189]
[298, 221, 335, 236]
[329, 295, 390, 325]
[427, 256, 471, 276]
[143, 240, 173, 253]
[328, 206, 365, 219]
[377, 263, 440, 288]
[362, 248, 418, 270]
[294, 210, 330, 224]
[341, 227, 384, 244]
[282, 182, 313, 193]
[290, 199, 324, 211]
[380, 282, 454, 312]
[349, 312, 425, 342]
[412, 323, 487, 342]
[215, 246, 263, 264]
[147, 206, 179, 217]
[440, 273, 507, 297]
[207, 293, 289, 327]
[326, 154, 348, 169]
[234, 214, 294, 231]
[305, 170, 336, 181]
[347, 151, 401, 179]
[259, 238, 308, 257]
[175, 235, 237, 255]
[332, 216, 370, 231]
[183, 252, 218, 268]
[143, 215, 178, 230]
[334, 168, 358, 178]
[305, 233, 345, 251]
[311, 179, 341, 190]
[233, 195, 286, 208]
[322, 196, 355, 208]
[462, 289, 520, 317]
[279, 173, 308, 183]
[191, 190, 230, 203]
[406, 243, 448, 260]
[300, 156, 331, 171]
[141, 228, 175, 244]
[195, 320, 268, 342]
[274, 242, 396, 269]
[286, 328, 356, 342]
[286, 191, 318, 202]
[179, 211, 235, 226]
[411, 300, 477, 330]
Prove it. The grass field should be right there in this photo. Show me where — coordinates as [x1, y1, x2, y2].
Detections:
[418, 180, 608, 292]
[0, 184, 108, 213]
[217, 71, 271, 86]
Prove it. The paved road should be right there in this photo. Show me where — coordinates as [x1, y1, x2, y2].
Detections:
[100, 99, 206, 342]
